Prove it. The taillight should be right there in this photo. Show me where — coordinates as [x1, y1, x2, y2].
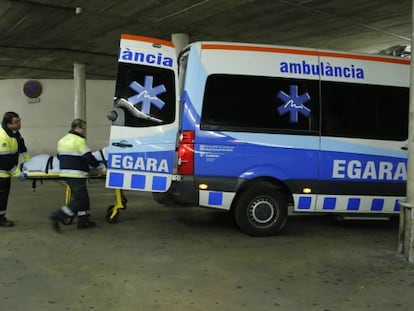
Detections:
[177, 130, 194, 175]
[180, 130, 194, 144]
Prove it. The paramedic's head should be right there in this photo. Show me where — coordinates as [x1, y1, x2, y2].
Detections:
[71, 118, 86, 136]
[2, 111, 21, 132]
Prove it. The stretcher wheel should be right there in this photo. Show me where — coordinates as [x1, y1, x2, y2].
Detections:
[61, 217, 74, 225]
[105, 205, 119, 224]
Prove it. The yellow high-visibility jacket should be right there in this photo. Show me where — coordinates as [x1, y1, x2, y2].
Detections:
[58, 131, 99, 178]
[0, 126, 21, 178]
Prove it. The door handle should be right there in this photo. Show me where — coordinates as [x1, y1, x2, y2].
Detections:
[112, 142, 133, 148]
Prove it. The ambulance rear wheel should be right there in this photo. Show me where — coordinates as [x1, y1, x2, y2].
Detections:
[105, 205, 119, 224]
[234, 183, 287, 236]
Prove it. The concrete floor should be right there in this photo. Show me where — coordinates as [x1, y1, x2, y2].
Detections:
[1, 179, 414, 311]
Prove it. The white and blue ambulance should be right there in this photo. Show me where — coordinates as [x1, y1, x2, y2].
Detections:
[106, 34, 410, 236]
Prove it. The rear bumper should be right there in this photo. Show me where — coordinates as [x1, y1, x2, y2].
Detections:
[154, 175, 244, 206]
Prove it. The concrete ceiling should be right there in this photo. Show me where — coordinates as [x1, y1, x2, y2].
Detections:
[0, 0, 411, 80]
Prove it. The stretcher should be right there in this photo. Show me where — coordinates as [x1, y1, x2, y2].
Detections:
[20, 148, 127, 224]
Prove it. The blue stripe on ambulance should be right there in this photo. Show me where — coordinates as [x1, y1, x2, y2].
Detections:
[198, 191, 402, 214]
[106, 170, 171, 192]
[199, 190, 236, 210]
[294, 194, 402, 213]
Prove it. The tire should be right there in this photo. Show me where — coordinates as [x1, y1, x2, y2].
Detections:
[152, 192, 174, 206]
[234, 182, 288, 236]
[61, 217, 74, 226]
[152, 192, 189, 207]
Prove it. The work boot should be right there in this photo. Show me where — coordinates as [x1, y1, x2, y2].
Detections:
[0, 216, 15, 227]
[49, 213, 62, 233]
[49, 209, 71, 233]
[77, 216, 96, 229]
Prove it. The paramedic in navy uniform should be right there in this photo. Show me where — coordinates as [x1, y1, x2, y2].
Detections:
[49, 119, 99, 232]
[0, 111, 29, 227]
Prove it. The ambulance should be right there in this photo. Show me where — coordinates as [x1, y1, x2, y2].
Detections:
[106, 34, 409, 236]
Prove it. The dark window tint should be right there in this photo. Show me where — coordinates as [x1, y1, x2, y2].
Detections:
[321, 82, 408, 141]
[201, 74, 319, 134]
[114, 63, 176, 127]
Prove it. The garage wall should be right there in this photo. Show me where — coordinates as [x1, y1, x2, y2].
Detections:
[0, 79, 115, 154]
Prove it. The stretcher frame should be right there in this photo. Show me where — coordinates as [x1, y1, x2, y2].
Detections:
[26, 171, 127, 224]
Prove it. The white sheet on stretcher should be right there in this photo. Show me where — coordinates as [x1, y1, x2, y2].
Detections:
[21, 148, 107, 179]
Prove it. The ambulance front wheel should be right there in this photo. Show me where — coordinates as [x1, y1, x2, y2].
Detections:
[234, 182, 288, 236]
[105, 205, 119, 224]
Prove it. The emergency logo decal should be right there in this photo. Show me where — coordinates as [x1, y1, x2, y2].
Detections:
[276, 85, 311, 123]
[128, 75, 166, 114]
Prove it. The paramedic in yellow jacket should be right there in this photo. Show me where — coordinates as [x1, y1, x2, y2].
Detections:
[0, 112, 29, 227]
[49, 119, 99, 232]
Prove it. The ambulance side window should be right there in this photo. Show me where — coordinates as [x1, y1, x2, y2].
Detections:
[200, 74, 319, 134]
[321, 82, 408, 141]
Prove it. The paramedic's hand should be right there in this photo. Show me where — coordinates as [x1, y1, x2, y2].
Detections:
[22, 153, 31, 162]
[17, 172, 27, 181]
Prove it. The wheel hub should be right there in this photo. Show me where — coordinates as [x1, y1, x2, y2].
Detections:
[249, 198, 275, 224]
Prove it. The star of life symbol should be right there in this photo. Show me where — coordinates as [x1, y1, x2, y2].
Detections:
[277, 85, 311, 123]
[127, 75, 166, 114]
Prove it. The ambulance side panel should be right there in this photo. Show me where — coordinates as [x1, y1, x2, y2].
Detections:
[176, 43, 409, 215]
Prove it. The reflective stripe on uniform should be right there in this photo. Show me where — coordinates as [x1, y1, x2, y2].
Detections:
[0, 150, 16, 155]
[0, 166, 19, 177]
[59, 150, 91, 156]
[59, 151, 83, 156]
[61, 205, 74, 216]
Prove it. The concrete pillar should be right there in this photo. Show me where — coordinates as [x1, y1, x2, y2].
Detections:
[74, 62, 86, 120]
[398, 0, 414, 264]
[171, 33, 189, 56]
[398, 202, 414, 263]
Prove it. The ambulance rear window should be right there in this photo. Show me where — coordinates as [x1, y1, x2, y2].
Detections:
[114, 63, 176, 127]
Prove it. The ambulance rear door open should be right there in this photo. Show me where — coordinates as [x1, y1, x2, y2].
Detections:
[106, 34, 179, 192]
